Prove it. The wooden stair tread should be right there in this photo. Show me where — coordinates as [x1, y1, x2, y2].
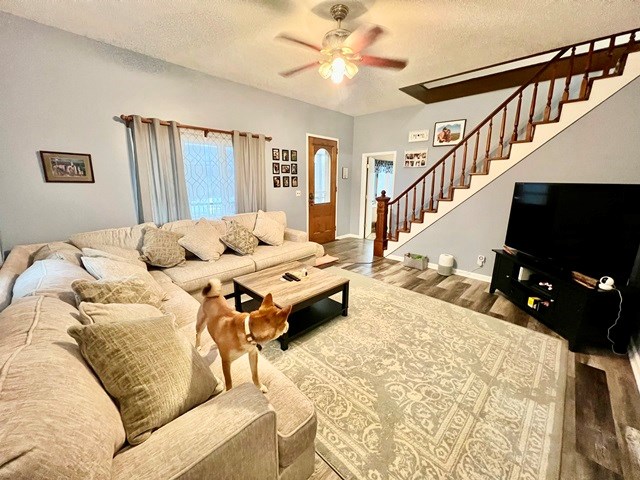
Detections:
[452, 185, 470, 189]
[422, 208, 437, 213]
[469, 170, 489, 175]
[509, 139, 533, 144]
[531, 118, 560, 126]
[487, 156, 510, 160]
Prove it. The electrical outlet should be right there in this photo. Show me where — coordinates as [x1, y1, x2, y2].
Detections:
[477, 255, 486, 267]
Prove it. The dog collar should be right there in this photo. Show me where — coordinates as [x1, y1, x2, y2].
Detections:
[244, 314, 262, 351]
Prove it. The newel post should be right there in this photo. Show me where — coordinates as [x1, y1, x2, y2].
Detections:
[374, 190, 390, 257]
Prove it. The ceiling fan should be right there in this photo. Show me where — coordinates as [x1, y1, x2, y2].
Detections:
[276, 3, 408, 84]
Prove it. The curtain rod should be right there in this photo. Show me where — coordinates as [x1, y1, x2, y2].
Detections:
[119, 115, 272, 142]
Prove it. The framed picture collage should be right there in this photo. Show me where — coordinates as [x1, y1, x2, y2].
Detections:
[272, 148, 298, 188]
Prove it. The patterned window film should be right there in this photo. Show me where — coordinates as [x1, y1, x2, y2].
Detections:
[181, 129, 235, 219]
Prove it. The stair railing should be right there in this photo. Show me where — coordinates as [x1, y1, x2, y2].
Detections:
[374, 28, 639, 257]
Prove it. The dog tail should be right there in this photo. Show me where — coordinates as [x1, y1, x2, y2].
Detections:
[202, 278, 222, 298]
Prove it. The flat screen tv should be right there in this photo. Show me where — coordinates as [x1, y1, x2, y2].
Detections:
[505, 183, 640, 287]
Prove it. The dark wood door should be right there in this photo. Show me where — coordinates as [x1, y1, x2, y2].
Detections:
[308, 136, 337, 244]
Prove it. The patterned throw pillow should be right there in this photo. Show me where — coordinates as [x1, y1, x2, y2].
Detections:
[72, 278, 164, 308]
[252, 210, 285, 246]
[140, 228, 186, 268]
[68, 315, 220, 445]
[178, 220, 226, 261]
[220, 220, 259, 255]
[77, 302, 164, 325]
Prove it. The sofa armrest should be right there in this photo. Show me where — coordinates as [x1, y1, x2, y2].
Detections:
[0, 245, 40, 312]
[284, 228, 308, 243]
[111, 384, 279, 480]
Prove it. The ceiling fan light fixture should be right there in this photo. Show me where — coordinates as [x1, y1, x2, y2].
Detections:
[318, 61, 332, 79]
[344, 60, 358, 79]
[330, 56, 346, 84]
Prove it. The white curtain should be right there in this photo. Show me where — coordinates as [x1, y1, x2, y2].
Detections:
[233, 131, 266, 213]
[130, 116, 191, 224]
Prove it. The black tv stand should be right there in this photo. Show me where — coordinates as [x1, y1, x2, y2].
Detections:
[490, 249, 639, 352]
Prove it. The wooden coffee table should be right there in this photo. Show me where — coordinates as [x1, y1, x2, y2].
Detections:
[233, 261, 349, 350]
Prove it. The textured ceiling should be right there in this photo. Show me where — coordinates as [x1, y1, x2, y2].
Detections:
[1, 0, 639, 116]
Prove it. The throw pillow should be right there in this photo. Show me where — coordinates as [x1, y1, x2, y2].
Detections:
[78, 302, 164, 325]
[140, 228, 186, 268]
[220, 220, 259, 255]
[253, 210, 285, 246]
[81, 256, 167, 300]
[83, 245, 146, 268]
[178, 220, 226, 261]
[67, 315, 220, 445]
[32, 242, 83, 267]
[72, 278, 165, 309]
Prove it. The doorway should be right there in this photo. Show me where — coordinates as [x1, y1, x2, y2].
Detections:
[360, 152, 396, 239]
[308, 136, 338, 244]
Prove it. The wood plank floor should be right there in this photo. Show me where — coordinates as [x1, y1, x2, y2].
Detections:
[308, 238, 640, 480]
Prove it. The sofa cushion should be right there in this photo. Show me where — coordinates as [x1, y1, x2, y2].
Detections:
[72, 278, 165, 309]
[253, 210, 285, 246]
[222, 212, 257, 231]
[162, 256, 255, 293]
[81, 256, 166, 299]
[0, 296, 126, 479]
[12, 259, 95, 307]
[68, 315, 220, 445]
[211, 352, 317, 468]
[78, 302, 164, 325]
[178, 220, 227, 261]
[141, 228, 186, 268]
[69, 222, 155, 251]
[32, 242, 83, 267]
[221, 221, 259, 255]
[161, 219, 198, 235]
[249, 241, 318, 271]
[82, 246, 146, 269]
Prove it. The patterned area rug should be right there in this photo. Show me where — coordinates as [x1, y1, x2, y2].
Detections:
[262, 268, 567, 480]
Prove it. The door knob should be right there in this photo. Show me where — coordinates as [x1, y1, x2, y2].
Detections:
[309, 193, 314, 206]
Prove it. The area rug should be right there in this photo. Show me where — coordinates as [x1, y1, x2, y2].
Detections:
[262, 268, 567, 480]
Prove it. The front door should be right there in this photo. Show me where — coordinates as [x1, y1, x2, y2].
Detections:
[308, 136, 337, 244]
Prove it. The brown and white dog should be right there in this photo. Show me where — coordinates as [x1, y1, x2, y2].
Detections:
[195, 279, 292, 393]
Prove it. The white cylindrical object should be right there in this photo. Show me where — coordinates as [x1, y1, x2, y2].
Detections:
[438, 254, 454, 276]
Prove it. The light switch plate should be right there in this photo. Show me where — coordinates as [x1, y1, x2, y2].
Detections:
[295, 190, 301, 197]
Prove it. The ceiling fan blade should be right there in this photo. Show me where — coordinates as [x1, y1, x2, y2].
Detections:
[275, 34, 321, 52]
[360, 55, 408, 70]
[344, 24, 384, 53]
[279, 62, 319, 78]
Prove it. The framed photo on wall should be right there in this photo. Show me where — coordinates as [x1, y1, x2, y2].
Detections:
[272, 148, 280, 161]
[292, 176, 298, 187]
[283, 176, 290, 187]
[272, 163, 280, 174]
[291, 163, 297, 174]
[282, 149, 289, 161]
[433, 119, 466, 146]
[273, 176, 281, 188]
[281, 164, 290, 174]
[404, 150, 428, 168]
[291, 150, 297, 161]
[40, 151, 95, 183]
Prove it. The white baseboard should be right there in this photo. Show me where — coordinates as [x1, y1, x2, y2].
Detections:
[335, 233, 361, 239]
[386, 254, 491, 282]
[629, 336, 640, 395]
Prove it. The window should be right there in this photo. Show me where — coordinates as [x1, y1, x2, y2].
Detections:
[181, 129, 235, 219]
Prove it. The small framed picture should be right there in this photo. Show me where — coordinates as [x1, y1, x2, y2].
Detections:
[281, 164, 290, 174]
[272, 163, 280, 174]
[433, 120, 466, 146]
[404, 150, 428, 167]
[292, 176, 298, 187]
[40, 151, 95, 183]
[282, 149, 289, 161]
[291, 150, 297, 161]
[272, 148, 280, 161]
[291, 163, 298, 174]
[283, 176, 290, 187]
[273, 176, 281, 188]
[408, 130, 429, 142]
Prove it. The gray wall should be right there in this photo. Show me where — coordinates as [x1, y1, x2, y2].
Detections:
[0, 13, 354, 249]
[353, 77, 640, 275]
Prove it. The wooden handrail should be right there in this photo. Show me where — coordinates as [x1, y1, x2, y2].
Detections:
[120, 115, 272, 141]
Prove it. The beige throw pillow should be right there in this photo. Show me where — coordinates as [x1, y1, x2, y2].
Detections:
[81, 256, 167, 300]
[72, 278, 165, 308]
[32, 242, 83, 267]
[67, 315, 220, 445]
[141, 228, 186, 268]
[178, 220, 226, 261]
[78, 302, 164, 325]
[253, 210, 285, 246]
[221, 220, 259, 255]
[82, 246, 146, 268]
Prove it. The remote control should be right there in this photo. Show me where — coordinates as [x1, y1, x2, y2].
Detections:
[285, 272, 301, 282]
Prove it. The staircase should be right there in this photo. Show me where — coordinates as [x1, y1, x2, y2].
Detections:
[374, 28, 640, 257]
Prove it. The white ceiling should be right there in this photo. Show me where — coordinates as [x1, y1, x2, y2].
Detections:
[2, 0, 639, 116]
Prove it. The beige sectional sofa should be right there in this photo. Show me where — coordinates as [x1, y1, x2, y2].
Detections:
[0, 212, 322, 479]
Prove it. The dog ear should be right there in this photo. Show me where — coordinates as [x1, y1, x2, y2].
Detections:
[261, 293, 274, 308]
[280, 305, 292, 318]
